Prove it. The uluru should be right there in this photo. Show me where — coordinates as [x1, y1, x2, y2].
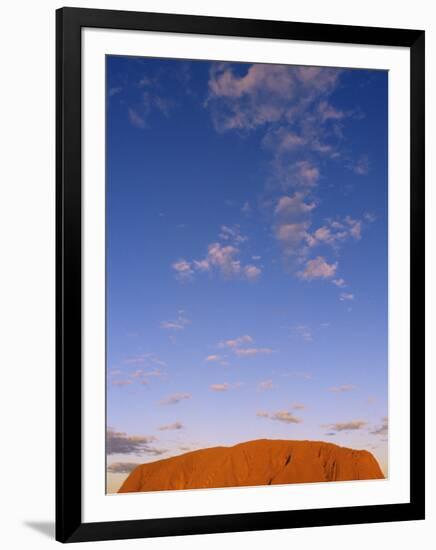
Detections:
[118, 439, 384, 493]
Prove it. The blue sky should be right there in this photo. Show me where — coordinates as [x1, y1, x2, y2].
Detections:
[105, 56, 388, 492]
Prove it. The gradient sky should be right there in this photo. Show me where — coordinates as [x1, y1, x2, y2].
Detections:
[105, 55, 388, 493]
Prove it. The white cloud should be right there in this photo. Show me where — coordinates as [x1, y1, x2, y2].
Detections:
[298, 256, 338, 280]
[339, 292, 354, 301]
[332, 278, 346, 288]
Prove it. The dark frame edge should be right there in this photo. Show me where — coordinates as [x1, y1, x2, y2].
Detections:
[409, 30, 425, 521]
[56, 7, 83, 543]
[55, 6, 425, 543]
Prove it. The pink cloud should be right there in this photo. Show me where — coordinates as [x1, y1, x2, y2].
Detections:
[298, 256, 338, 280]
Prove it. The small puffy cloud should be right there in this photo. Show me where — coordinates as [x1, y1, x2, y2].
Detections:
[206, 242, 242, 278]
[219, 335, 253, 349]
[329, 384, 356, 393]
[298, 256, 338, 280]
[158, 421, 184, 431]
[339, 292, 354, 301]
[349, 155, 370, 175]
[258, 379, 274, 391]
[332, 278, 346, 288]
[244, 265, 261, 280]
[176, 239, 261, 282]
[272, 411, 302, 424]
[159, 392, 191, 405]
[107, 462, 140, 474]
[172, 259, 194, 281]
[258, 410, 303, 424]
[295, 160, 320, 187]
[345, 216, 362, 240]
[306, 216, 364, 251]
[325, 420, 367, 431]
[205, 354, 221, 362]
[210, 383, 232, 392]
[275, 192, 316, 217]
[371, 417, 388, 437]
[234, 347, 273, 357]
[106, 428, 164, 456]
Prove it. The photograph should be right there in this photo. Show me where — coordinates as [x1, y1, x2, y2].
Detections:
[105, 55, 388, 495]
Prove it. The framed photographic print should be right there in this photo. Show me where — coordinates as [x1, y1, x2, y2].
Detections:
[56, 7, 425, 543]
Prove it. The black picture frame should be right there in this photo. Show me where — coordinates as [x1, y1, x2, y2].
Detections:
[56, 6, 425, 543]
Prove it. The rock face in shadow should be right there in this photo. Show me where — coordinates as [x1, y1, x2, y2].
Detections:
[118, 439, 384, 493]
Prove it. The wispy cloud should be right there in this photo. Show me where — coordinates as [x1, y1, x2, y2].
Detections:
[324, 420, 367, 431]
[218, 224, 248, 244]
[258, 379, 274, 391]
[293, 324, 313, 342]
[159, 392, 191, 405]
[332, 278, 346, 288]
[128, 107, 146, 128]
[329, 384, 357, 393]
[349, 155, 370, 175]
[111, 379, 133, 387]
[371, 417, 388, 437]
[219, 335, 253, 349]
[107, 462, 140, 474]
[257, 409, 303, 424]
[339, 292, 355, 301]
[160, 310, 191, 330]
[234, 347, 273, 357]
[210, 383, 232, 392]
[107, 428, 165, 456]
[158, 421, 184, 431]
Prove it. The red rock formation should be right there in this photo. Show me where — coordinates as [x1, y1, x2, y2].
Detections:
[118, 439, 384, 493]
